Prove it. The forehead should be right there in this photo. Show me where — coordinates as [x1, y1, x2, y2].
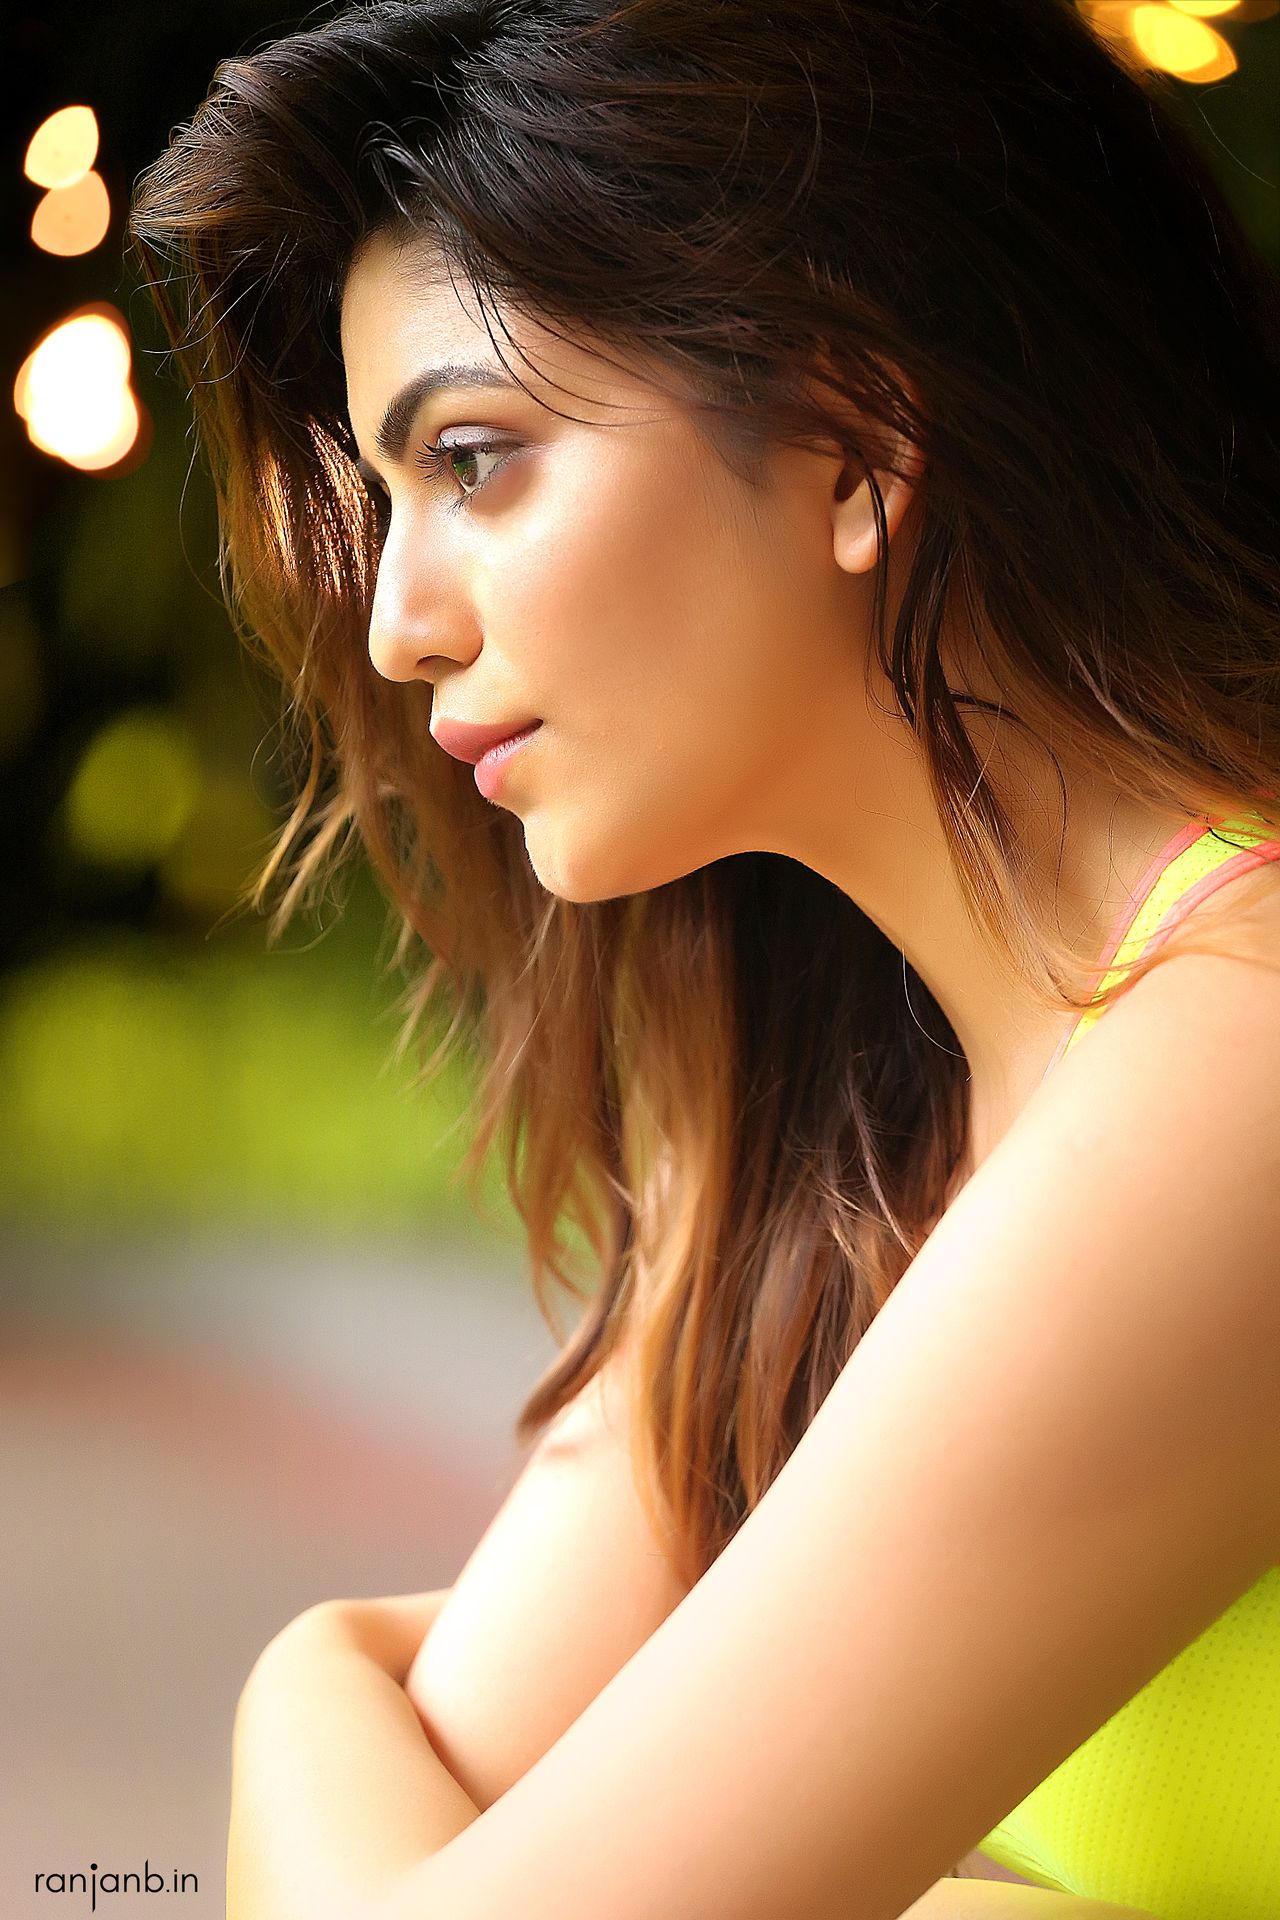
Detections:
[339, 228, 670, 439]
[341, 230, 495, 371]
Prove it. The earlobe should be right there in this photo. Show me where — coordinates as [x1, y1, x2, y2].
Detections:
[832, 455, 920, 577]
[805, 350, 926, 577]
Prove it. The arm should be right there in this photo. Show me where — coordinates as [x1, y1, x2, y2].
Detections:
[226, 1320, 692, 1919]
[226, 1598, 1155, 1920]
[365, 950, 1280, 1920]
[399, 1332, 692, 1809]
[226, 1591, 482, 1920]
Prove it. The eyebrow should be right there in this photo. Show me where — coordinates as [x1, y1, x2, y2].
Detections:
[355, 361, 523, 483]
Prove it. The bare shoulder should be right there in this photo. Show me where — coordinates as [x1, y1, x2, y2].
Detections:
[1045, 844, 1280, 1124]
[1032, 883, 1280, 1159]
[1156, 840, 1280, 971]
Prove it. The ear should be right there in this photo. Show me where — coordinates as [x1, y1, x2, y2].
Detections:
[831, 429, 924, 577]
[804, 351, 927, 577]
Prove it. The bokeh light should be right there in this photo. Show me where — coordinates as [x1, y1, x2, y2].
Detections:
[23, 104, 99, 189]
[14, 307, 139, 471]
[1077, 0, 1270, 70]
[1130, 3, 1239, 71]
[159, 770, 279, 919]
[62, 709, 201, 869]
[30, 169, 111, 256]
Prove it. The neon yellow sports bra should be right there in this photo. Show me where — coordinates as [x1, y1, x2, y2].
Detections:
[977, 809, 1280, 1918]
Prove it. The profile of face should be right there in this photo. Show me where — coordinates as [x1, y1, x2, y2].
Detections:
[340, 228, 921, 903]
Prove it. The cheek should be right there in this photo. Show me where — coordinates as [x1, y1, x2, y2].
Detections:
[517, 439, 728, 685]
[504, 454, 803, 887]
[534, 650, 776, 900]
[515, 682, 750, 902]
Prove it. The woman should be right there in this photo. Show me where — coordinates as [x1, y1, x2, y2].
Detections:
[126, 2, 1280, 1916]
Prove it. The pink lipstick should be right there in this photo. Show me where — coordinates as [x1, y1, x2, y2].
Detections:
[472, 722, 542, 799]
[431, 714, 544, 799]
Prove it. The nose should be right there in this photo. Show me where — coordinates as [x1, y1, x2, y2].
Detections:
[366, 516, 473, 685]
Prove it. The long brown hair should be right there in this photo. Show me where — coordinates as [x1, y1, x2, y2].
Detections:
[127, 0, 1280, 1590]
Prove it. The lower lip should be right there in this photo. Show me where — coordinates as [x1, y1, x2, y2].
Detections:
[474, 723, 543, 800]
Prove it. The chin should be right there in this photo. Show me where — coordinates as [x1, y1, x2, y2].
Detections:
[523, 820, 695, 906]
[526, 859, 635, 907]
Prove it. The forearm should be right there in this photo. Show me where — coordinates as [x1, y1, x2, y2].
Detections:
[227, 1598, 481, 1920]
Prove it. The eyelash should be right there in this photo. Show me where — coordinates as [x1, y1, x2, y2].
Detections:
[413, 434, 513, 513]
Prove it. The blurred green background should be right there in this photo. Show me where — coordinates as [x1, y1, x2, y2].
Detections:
[3, 3, 526, 1248]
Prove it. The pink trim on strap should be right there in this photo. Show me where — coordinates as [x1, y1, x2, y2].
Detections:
[1038, 815, 1280, 1082]
[1148, 843, 1280, 953]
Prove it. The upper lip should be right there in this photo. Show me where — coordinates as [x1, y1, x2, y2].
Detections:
[430, 715, 543, 765]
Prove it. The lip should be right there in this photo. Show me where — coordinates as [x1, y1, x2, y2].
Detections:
[472, 722, 542, 801]
[431, 715, 543, 765]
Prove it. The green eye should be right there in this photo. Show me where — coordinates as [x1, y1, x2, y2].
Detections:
[412, 435, 514, 511]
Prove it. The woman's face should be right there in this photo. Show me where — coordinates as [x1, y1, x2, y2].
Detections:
[341, 229, 910, 902]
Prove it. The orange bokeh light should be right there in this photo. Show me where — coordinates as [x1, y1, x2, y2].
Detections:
[1129, 5, 1239, 74]
[31, 170, 111, 257]
[57, 388, 142, 472]
[24, 105, 99, 190]
[14, 306, 140, 473]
